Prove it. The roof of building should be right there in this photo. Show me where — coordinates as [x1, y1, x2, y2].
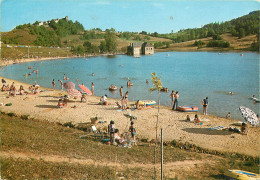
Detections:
[143, 42, 153, 47]
[133, 42, 143, 47]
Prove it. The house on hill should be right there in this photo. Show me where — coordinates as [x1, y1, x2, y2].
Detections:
[38, 16, 69, 26]
[127, 42, 154, 56]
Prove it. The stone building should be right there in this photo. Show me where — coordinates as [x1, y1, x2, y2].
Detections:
[128, 42, 154, 56]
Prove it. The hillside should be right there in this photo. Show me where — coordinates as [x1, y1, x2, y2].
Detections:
[1, 11, 259, 61]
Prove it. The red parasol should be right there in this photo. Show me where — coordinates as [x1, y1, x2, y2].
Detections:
[78, 84, 92, 95]
[67, 88, 81, 98]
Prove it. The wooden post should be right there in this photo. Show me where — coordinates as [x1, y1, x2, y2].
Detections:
[161, 128, 163, 180]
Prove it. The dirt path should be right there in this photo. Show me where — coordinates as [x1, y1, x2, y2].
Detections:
[1, 150, 215, 177]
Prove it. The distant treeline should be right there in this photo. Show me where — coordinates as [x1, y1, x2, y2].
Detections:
[153, 10, 259, 43]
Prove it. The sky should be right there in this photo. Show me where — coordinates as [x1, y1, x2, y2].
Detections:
[1, 0, 259, 33]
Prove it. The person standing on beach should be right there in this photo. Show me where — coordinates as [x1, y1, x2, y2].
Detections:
[52, 79, 55, 89]
[129, 121, 136, 145]
[124, 91, 129, 107]
[202, 97, 209, 115]
[91, 82, 94, 95]
[170, 90, 175, 109]
[119, 86, 123, 99]
[172, 91, 179, 110]
[108, 120, 115, 144]
[58, 80, 63, 91]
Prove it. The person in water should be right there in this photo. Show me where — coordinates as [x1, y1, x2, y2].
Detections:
[226, 112, 231, 119]
[91, 82, 94, 95]
[52, 79, 55, 89]
[202, 97, 209, 115]
[119, 86, 123, 99]
[58, 80, 63, 91]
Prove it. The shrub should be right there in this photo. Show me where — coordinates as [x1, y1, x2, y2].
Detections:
[21, 115, 29, 120]
[63, 122, 75, 128]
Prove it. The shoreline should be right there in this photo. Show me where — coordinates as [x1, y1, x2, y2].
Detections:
[0, 75, 259, 157]
[1, 49, 258, 67]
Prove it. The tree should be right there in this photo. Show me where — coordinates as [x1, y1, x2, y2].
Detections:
[149, 72, 163, 179]
[238, 28, 245, 39]
[99, 41, 107, 53]
[105, 28, 117, 53]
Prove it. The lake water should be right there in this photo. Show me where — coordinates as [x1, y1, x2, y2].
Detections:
[0, 52, 259, 120]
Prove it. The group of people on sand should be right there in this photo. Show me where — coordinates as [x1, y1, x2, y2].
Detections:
[1, 79, 40, 95]
[170, 90, 179, 110]
[57, 95, 69, 108]
[107, 120, 136, 145]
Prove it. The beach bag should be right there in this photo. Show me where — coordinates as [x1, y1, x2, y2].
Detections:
[5, 103, 12, 106]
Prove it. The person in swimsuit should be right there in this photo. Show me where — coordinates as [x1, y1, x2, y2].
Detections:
[201, 97, 209, 115]
[124, 91, 129, 107]
[170, 90, 175, 109]
[58, 80, 63, 91]
[119, 86, 123, 99]
[91, 82, 94, 95]
[52, 79, 55, 89]
[129, 121, 136, 145]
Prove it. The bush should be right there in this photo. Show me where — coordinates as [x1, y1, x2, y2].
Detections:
[7, 113, 16, 117]
[207, 40, 230, 48]
[21, 115, 29, 120]
[63, 122, 75, 128]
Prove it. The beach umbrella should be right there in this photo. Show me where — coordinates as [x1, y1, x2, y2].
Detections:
[63, 81, 75, 89]
[239, 106, 259, 126]
[78, 84, 92, 95]
[67, 88, 81, 98]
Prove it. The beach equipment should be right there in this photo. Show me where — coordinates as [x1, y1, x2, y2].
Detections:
[138, 100, 156, 106]
[177, 105, 198, 112]
[67, 88, 81, 98]
[239, 106, 259, 126]
[78, 84, 92, 95]
[109, 84, 117, 91]
[63, 81, 75, 90]
[224, 169, 260, 180]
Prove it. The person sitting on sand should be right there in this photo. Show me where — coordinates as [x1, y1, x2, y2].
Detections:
[186, 115, 191, 121]
[2, 78, 6, 84]
[194, 114, 202, 123]
[10, 86, 17, 96]
[1, 85, 6, 91]
[99, 95, 108, 105]
[19, 85, 25, 95]
[34, 86, 40, 94]
[57, 99, 63, 108]
[226, 112, 231, 119]
[63, 95, 69, 107]
[135, 100, 141, 110]
[81, 94, 87, 103]
[241, 123, 248, 135]
[6, 84, 10, 91]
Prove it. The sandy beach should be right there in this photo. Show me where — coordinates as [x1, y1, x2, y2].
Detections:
[0, 75, 259, 157]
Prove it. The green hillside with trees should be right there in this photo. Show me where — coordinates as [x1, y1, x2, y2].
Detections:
[1, 11, 259, 60]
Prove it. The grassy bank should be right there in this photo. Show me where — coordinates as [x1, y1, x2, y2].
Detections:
[1, 114, 258, 179]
